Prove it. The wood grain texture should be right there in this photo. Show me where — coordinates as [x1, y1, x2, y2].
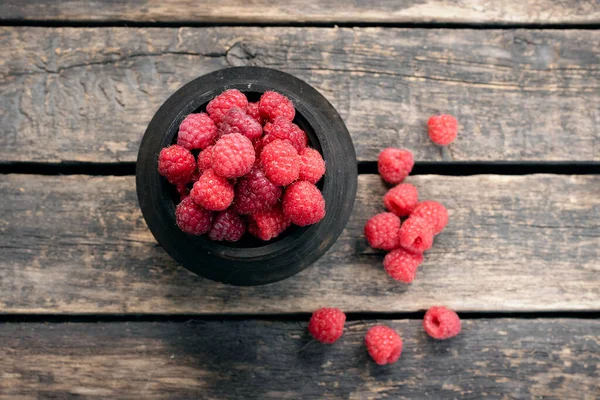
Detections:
[0, 319, 598, 399]
[1, 174, 598, 314]
[1, 0, 599, 24]
[1, 27, 599, 163]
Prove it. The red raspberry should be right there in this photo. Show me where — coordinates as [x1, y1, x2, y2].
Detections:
[157, 145, 196, 185]
[378, 148, 414, 185]
[399, 217, 434, 253]
[211, 133, 255, 179]
[260, 139, 300, 186]
[423, 306, 461, 339]
[261, 117, 308, 153]
[364, 212, 401, 251]
[176, 183, 190, 201]
[190, 169, 234, 211]
[197, 145, 214, 172]
[175, 197, 213, 235]
[234, 167, 282, 215]
[383, 248, 424, 283]
[428, 114, 458, 146]
[412, 201, 448, 235]
[259, 91, 295, 122]
[177, 113, 217, 150]
[218, 107, 263, 140]
[298, 148, 326, 184]
[206, 89, 248, 125]
[208, 210, 246, 242]
[263, 121, 273, 135]
[246, 102, 264, 124]
[308, 308, 346, 344]
[282, 181, 326, 226]
[384, 183, 419, 217]
[248, 206, 291, 241]
[365, 325, 403, 365]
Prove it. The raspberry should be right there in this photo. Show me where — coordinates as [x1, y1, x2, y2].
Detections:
[197, 145, 214, 172]
[259, 91, 295, 122]
[261, 117, 308, 152]
[378, 148, 414, 185]
[423, 306, 461, 339]
[412, 201, 448, 235]
[176, 183, 190, 201]
[211, 133, 255, 179]
[206, 89, 248, 125]
[177, 113, 217, 150]
[282, 181, 326, 226]
[428, 114, 458, 146]
[365, 325, 403, 365]
[175, 197, 213, 235]
[383, 248, 424, 283]
[260, 139, 300, 186]
[364, 212, 401, 251]
[308, 308, 346, 344]
[298, 147, 326, 184]
[234, 167, 282, 215]
[399, 216, 434, 253]
[157, 145, 196, 185]
[208, 210, 246, 242]
[384, 183, 419, 217]
[246, 102, 264, 124]
[263, 121, 273, 135]
[218, 107, 263, 140]
[190, 169, 234, 211]
[248, 206, 291, 241]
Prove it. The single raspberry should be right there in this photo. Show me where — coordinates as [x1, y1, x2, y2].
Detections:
[190, 169, 234, 211]
[384, 183, 419, 217]
[234, 167, 282, 215]
[428, 114, 458, 146]
[176, 183, 190, 201]
[399, 216, 434, 253]
[218, 107, 263, 140]
[411, 201, 448, 235]
[177, 113, 217, 150]
[211, 133, 255, 179]
[364, 212, 401, 251]
[259, 91, 295, 122]
[260, 139, 300, 186]
[308, 308, 346, 344]
[206, 89, 248, 125]
[246, 102, 264, 124]
[383, 248, 424, 283]
[197, 145, 214, 172]
[423, 306, 461, 339]
[248, 206, 291, 241]
[175, 197, 213, 235]
[378, 148, 414, 185]
[157, 145, 196, 185]
[261, 117, 308, 153]
[282, 181, 326, 226]
[298, 147, 326, 184]
[208, 210, 246, 242]
[365, 325, 403, 365]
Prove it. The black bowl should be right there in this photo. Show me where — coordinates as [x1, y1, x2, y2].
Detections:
[136, 67, 357, 286]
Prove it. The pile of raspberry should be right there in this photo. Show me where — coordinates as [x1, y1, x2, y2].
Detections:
[157, 89, 326, 242]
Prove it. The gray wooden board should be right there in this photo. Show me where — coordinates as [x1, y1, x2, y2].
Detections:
[1, 174, 598, 314]
[1, 0, 599, 25]
[0, 319, 598, 399]
[1, 27, 599, 163]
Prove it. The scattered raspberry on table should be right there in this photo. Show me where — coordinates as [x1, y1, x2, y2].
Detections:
[308, 308, 346, 344]
[364, 212, 402, 251]
[423, 306, 461, 339]
[428, 114, 458, 146]
[365, 325, 403, 365]
[384, 183, 419, 217]
[383, 247, 424, 283]
[378, 148, 414, 184]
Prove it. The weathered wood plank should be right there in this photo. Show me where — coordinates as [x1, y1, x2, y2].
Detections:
[1, 27, 599, 163]
[0, 319, 598, 399]
[1, 174, 598, 314]
[1, 0, 599, 25]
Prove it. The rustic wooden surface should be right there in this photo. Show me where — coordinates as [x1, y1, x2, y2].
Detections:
[1, 173, 598, 314]
[1, 0, 599, 25]
[2, 27, 599, 163]
[1, 319, 598, 399]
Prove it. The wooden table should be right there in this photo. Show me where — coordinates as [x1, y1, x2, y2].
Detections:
[1, 1, 599, 398]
